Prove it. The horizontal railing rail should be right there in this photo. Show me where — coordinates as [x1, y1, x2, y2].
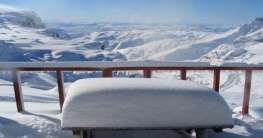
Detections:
[0, 61, 261, 115]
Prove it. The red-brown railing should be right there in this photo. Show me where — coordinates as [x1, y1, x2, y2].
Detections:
[1, 61, 262, 115]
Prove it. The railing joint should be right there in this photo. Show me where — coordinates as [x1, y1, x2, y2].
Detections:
[102, 69, 113, 77]
[143, 69, 152, 78]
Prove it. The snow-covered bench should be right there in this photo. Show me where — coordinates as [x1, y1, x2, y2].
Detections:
[61, 78, 233, 138]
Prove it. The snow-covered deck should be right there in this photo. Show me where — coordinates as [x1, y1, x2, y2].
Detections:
[1, 62, 263, 138]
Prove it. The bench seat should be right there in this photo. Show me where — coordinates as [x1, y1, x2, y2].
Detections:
[61, 78, 233, 137]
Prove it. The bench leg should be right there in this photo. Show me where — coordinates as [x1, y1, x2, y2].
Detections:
[213, 128, 223, 133]
[73, 130, 81, 135]
[81, 130, 93, 138]
[195, 129, 208, 138]
[174, 130, 194, 138]
[81, 130, 88, 138]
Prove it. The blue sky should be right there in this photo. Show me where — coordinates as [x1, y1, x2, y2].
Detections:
[0, 0, 262, 26]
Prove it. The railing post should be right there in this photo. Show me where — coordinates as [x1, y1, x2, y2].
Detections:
[143, 69, 152, 78]
[103, 69, 112, 77]
[242, 70, 252, 115]
[56, 70, 65, 112]
[213, 69, 221, 92]
[180, 69, 187, 80]
[12, 70, 24, 112]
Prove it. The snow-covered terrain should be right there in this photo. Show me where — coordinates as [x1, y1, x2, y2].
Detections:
[1, 5, 263, 138]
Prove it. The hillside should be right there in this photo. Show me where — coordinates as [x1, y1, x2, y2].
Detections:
[0, 9, 263, 65]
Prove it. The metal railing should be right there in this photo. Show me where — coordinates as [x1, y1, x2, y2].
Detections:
[1, 61, 262, 115]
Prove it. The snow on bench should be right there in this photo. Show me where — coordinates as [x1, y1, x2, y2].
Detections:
[61, 78, 233, 138]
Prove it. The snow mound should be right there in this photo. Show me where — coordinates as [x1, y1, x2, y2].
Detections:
[0, 4, 44, 28]
[62, 78, 233, 129]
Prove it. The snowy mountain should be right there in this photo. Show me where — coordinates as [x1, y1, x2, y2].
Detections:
[0, 4, 44, 28]
[1, 4, 262, 64]
[200, 18, 263, 64]
[0, 4, 263, 87]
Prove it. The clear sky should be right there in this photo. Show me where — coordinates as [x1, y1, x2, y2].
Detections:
[0, 0, 262, 26]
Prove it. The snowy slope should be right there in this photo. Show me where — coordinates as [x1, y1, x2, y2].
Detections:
[200, 18, 263, 64]
[0, 5, 262, 64]
[1, 5, 263, 138]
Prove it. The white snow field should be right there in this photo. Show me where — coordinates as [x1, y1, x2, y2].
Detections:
[1, 4, 263, 138]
